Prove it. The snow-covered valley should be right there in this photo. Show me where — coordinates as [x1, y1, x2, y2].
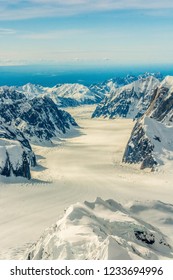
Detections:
[0, 105, 173, 260]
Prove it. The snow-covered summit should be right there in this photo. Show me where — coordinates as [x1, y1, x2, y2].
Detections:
[53, 83, 96, 103]
[17, 83, 46, 96]
[160, 75, 173, 91]
[25, 197, 172, 260]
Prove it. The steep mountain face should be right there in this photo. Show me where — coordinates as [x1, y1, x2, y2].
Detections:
[92, 76, 160, 119]
[0, 124, 36, 179]
[123, 76, 173, 169]
[15, 96, 78, 143]
[0, 87, 78, 144]
[89, 75, 139, 100]
[0, 87, 78, 179]
[25, 198, 172, 260]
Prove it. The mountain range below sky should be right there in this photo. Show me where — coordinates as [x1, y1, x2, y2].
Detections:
[0, 70, 173, 261]
[1, 0, 173, 263]
[0, 71, 172, 179]
[0, 65, 173, 87]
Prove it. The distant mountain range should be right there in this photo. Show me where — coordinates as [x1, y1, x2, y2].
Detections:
[6, 72, 164, 108]
[123, 76, 173, 169]
[14, 83, 98, 107]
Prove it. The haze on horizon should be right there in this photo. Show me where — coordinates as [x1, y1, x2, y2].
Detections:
[0, 0, 173, 67]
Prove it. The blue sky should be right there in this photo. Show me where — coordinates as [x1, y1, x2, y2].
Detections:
[0, 0, 173, 66]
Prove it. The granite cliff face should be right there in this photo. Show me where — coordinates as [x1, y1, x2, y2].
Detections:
[123, 76, 173, 169]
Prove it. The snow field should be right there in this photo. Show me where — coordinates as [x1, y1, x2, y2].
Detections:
[0, 105, 173, 259]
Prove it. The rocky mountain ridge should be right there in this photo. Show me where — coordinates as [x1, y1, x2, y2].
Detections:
[123, 76, 173, 169]
[92, 76, 160, 119]
[0, 87, 78, 179]
[6, 72, 163, 108]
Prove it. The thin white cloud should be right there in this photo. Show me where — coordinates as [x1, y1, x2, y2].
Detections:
[0, 0, 173, 20]
[21, 29, 86, 40]
[0, 28, 16, 35]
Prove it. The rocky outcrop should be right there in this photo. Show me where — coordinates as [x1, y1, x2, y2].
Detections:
[122, 119, 157, 170]
[0, 125, 36, 179]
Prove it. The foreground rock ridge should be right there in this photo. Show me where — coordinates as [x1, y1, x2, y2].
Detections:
[25, 198, 172, 260]
[123, 76, 173, 169]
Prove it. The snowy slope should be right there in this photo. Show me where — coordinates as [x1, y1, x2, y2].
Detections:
[123, 76, 173, 169]
[25, 197, 172, 260]
[0, 106, 173, 260]
[92, 76, 160, 119]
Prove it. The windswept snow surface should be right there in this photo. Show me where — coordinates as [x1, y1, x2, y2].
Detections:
[0, 106, 173, 259]
[25, 197, 172, 260]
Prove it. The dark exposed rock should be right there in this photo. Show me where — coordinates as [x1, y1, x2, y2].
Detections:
[134, 230, 155, 245]
[122, 120, 157, 169]
[0, 125, 36, 179]
[0, 88, 78, 143]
